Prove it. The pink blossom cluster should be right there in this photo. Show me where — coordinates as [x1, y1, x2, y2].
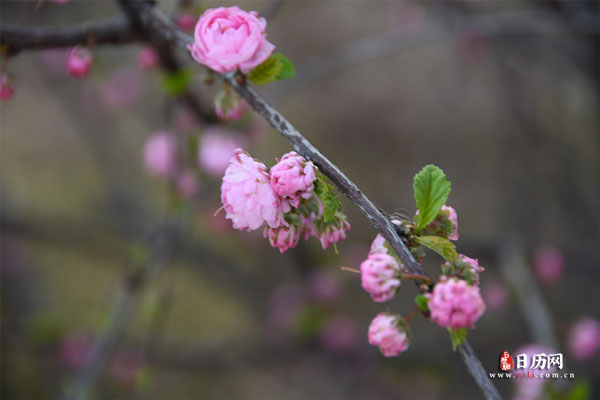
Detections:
[416, 204, 459, 240]
[445, 254, 484, 286]
[360, 253, 404, 302]
[427, 276, 486, 330]
[66, 47, 93, 78]
[188, 7, 275, 73]
[220, 149, 350, 252]
[368, 312, 410, 357]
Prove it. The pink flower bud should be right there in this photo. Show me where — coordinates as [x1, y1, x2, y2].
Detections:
[176, 13, 197, 32]
[66, 47, 93, 78]
[214, 89, 247, 121]
[360, 253, 403, 302]
[198, 127, 242, 176]
[221, 148, 289, 231]
[320, 316, 358, 353]
[270, 151, 316, 208]
[427, 277, 486, 330]
[444, 254, 484, 286]
[264, 224, 301, 253]
[482, 281, 508, 311]
[533, 246, 564, 285]
[568, 317, 600, 361]
[0, 74, 14, 101]
[317, 219, 350, 250]
[415, 205, 458, 240]
[368, 312, 410, 357]
[187, 7, 275, 73]
[138, 46, 159, 70]
[307, 270, 341, 304]
[142, 131, 177, 177]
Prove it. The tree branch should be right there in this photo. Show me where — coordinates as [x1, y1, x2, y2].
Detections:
[0, 15, 136, 54]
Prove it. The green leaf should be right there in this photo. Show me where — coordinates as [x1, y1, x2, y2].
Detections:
[413, 165, 451, 231]
[314, 177, 342, 224]
[414, 295, 430, 313]
[415, 236, 458, 262]
[160, 69, 192, 96]
[247, 53, 282, 84]
[448, 328, 468, 351]
[276, 54, 296, 80]
[566, 381, 590, 400]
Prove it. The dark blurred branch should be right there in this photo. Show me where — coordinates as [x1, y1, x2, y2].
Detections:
[0, 15, 136, 54]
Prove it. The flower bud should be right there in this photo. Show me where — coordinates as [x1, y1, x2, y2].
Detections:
[368, 312, 410, 357]
[0, 74, 14, 101]
[264, 224, 301, 253]
[67, 47, 93, 78]
[427, 277, 485, 330]
[360, 253, 403, 302]
[138, 46, 159, 70]
[214, 89, 247, 121]
[270, 151, 316, 208]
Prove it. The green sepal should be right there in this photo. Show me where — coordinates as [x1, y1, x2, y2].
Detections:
[415, 235, 458, 262]
[413, 165, 451, 231]
[276, 53, 296, 79]
[414, 294, 430, 313]
[314, 175, 342, 224]
[448, 328, 468, 351]
[247, 53, 282, 84]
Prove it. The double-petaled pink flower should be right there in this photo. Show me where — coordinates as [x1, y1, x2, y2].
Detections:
[368, 313, 410, 357]
[360, 253, 404, 302]
[317, 219, 350, 250]
[188, 7, 275, 73]
[264, 223, 301, 253]
[427, 277, 486, 330]
[221, 149, 288, 231]
[270, 151, 316, 208]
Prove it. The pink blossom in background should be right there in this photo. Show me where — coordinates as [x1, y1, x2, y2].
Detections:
[360, 253, 403, 303]
[198, 127, 241, 176]
[138, 46, 159, 70]
[0, 74, 14, 101]
[568, 317, 600, 361]
[188, 7, 275, 73]
[267, 282, 305, 330]
[307, 270, 342, 305]
[317, 219, 350, 250]
[66, 47, 93, 78]
[214, 90, 247, 121]
[427, 277, 486, 330]
[320, 316, 358, 353]
[142, 131, 178, 177]
[533, 246, 565, 285]
[60, 332, 94, 368]
[482, 281, 508, 311]
[100, 68, 143, 109]
[264, 224, 301, 253]
[512, 344, 556, 400]
[221, 149, 289, 231]
[176, 170, 199, 198]
[270, 152, 316, 208]
[176, 13, 197, 32]
[368, 312, 410, 357]
[109, 349, 144, 385]
[175, 107, 202, 133]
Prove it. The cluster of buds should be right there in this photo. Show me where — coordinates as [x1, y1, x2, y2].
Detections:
[220, 149, 350, 252]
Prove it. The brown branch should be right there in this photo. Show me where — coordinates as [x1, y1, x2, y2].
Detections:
[0, 15, 136, 54]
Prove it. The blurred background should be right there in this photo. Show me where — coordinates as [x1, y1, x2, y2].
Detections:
[1, 0, 599, 399]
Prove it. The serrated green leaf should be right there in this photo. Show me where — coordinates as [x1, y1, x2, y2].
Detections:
[160, 69, 192, 96]
[413, 165, 451, 231]
[247, 53, 282, 84]
[314, 176, 342, 223]
[276, 54, 296, 80]
[415, 235, 458, 262]
[448, 328, 468, 351]
[414, 295, 430, 312]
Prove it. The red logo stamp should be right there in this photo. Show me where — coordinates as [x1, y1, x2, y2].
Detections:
[500, 351, 514, 371]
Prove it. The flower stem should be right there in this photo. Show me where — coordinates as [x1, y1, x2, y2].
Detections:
[340, 266, 360, 274]
[400, 273, 432, 284]
[405, 306, 420, 323]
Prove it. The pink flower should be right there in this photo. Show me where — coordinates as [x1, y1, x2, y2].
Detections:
[0, 74, 14, 101]
[482, 281, 508, 311]
[67, 47, 93, 78]
[317, 219, 350, 250]
[221, 149, 288, 231]
[188, 7, 275, 73]
[214, 89, 247, 121]
[264, 224, 301, 253]
[198, 127, 241, 176]
[369, 234, 388, 255]
[568, 317, 600, 361]
[533, 246, 564, 285]
[360, 253, 404, 302]
[270, 152, 316, 208]
[143, 131, 177, 177]
[138, 46, 159, 70]
[368, 312, 410, 357]
[445, 254, 484, 286]
[307, 270, 341, 304]
[443, 205, 459, 240]
[320, 316, 358, 353]
[176, 170, 199, 198]
[177, 13, 197, 32]
[427, 277, 486, 330]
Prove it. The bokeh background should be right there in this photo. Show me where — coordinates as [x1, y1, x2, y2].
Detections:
[1, 0, 599, 399]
